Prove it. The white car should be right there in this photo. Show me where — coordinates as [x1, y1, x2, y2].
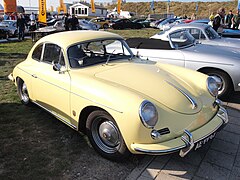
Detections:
[127, 30, 240, 98]
[151, 23, 240, 49]
[79, 19, 100, 30]
[157, 18, 178, 30]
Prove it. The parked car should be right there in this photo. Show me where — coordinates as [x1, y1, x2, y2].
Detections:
[0, 28, 9, 39]
[9, 31, 228, 161]
[138, 18, 156, 28]
[35, 20, 65, 34]
[190, 19, 209, 24]
[151, 23, 240, 49]
[111, 19, 143, 29]
[89, 17, 110, 29]
[157, 18, 179, 30]
[150, 18, 166, 28]
[190, 19, 240, 38]
[79, 19, 100, 30]
[127, 29, 240, 98]
[0, 20, 18, 37]
[221, 29, 240, 38]
[0, 20, 29, 37]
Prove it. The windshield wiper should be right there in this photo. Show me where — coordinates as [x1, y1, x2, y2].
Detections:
[106, 49, 115, 65]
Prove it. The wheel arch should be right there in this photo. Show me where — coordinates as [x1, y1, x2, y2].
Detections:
[197, 67, 234, 87]
[78, 106, 111, 133]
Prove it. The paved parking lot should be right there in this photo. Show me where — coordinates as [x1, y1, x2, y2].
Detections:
[127, 93, 240, 180]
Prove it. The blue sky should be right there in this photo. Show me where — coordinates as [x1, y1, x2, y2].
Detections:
[0, 0, 231, 9]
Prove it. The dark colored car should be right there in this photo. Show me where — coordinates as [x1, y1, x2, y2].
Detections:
[0, 20, 18, 37]
[0, 28, 9, 39]
[112, 19, 143, 30]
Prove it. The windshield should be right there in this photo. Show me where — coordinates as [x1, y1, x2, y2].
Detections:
[67, 39, 133, 68]
[0, 21, 13, 26]
[169, 30, 195, 49]
[205, 26, 220, 39]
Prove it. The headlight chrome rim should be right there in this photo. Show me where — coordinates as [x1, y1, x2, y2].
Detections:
[139, 100, 158, 129]
[207, 76, 218, 97]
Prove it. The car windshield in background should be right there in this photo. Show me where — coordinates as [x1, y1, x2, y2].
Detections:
[67, 39, 132, 68]
[0, 21, 13, 26]
[169, 30, 195, 49]
[205, 26, 220, 39]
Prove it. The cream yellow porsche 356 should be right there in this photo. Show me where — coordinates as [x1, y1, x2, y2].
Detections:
[9, 31, 228, 161]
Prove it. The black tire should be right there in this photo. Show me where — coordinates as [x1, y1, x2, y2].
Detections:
[17, 78, 31, 105]
[201, 69, 233, 99]
[14, 30, 18, 37]
[103, 23, 108, 29]
[86, 110, 130, 161]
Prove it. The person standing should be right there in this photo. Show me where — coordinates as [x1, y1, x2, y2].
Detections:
[232, 10, 240, 30]
[63, 13, 70, 31]
[226, 10, 234, 28]
[213, 7, 226, 33]
[70, 15, 79, 30]
[208, 12, 215, 27]
[17, 14, 27, 41]
[3, 13, 9, 20]
[30, 12, 36, 21]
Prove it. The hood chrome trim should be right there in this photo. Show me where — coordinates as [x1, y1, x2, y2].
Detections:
[166, 81, 198, 110]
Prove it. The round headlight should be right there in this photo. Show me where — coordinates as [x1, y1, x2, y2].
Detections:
[207, 76, 218, 97]
[139, 100, 158, 128]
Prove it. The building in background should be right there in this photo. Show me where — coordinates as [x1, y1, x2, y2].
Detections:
[69, 2, 107, 18]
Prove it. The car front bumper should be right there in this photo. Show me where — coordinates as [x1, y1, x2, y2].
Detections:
[131, 106, 228, 157]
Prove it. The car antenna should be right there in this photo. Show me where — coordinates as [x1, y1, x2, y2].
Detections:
[106, 49, 115, 65]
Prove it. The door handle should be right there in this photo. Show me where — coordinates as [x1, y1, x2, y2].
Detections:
[32, 74, 37, 78]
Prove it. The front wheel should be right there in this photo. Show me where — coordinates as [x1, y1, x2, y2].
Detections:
[103, 23, 109, 29]
[86, 110, 130, 161]
[17, 78, 31, 105]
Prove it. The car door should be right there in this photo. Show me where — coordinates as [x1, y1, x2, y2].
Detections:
[31, 43, 71, 124]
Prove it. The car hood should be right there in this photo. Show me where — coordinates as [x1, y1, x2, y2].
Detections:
[210, 38, 240, 48]
[95, 63, 202, 115]
[182, 44, 240, 63]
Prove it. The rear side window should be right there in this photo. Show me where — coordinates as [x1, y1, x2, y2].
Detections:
[42, 44, 62, 64]
[32, 44, 43, 61]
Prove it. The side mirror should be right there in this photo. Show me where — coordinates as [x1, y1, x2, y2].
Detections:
[53, 63, 61, 71]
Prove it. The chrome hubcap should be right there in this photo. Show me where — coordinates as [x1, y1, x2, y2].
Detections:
[99, 121, 120, 147]
[21, 82, 29, 102]
[92, 118, 120, 153]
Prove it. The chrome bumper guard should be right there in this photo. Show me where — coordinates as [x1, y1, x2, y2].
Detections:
[179, 105, 228, 157]
[179, 130, 195, 157]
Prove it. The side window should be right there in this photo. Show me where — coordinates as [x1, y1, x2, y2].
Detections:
[32, 44, 43, 61]
[42, 44, 64, 65]
[188, 28, 206, 40]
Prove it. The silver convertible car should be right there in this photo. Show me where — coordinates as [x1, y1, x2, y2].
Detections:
[127, 30, 240, 98]
[151, 23, 240, 49]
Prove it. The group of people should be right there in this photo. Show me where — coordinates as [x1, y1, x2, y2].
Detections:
[209, 8, 240, 33]
[225, 9, 240, 29]
[63, 14, 80, 31]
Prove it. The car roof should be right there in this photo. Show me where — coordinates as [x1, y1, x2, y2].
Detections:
[166, 23, 210, 32]
[171, 23, 210, 30]
[36, 30, 123, 49]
